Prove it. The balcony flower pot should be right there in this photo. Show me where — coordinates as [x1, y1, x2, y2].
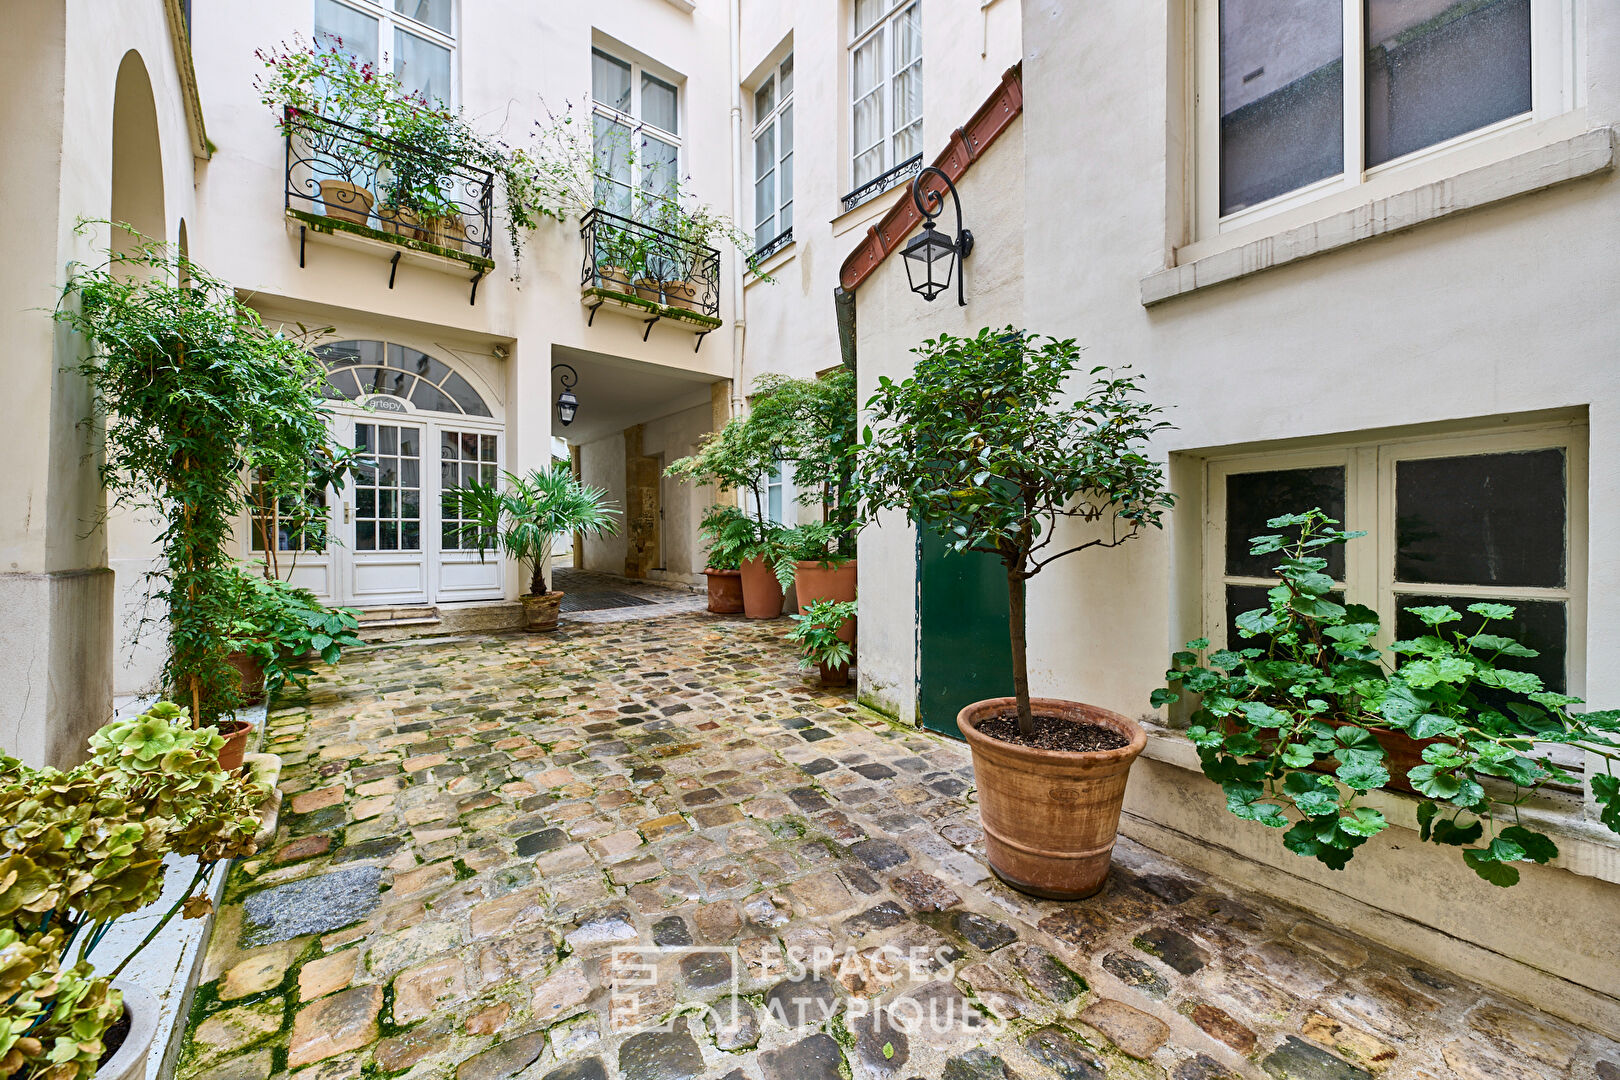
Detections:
[227, 649, 266, 705]
[521, 591, 564, 631]
[633, 276, 665, 304]
[596, 264, 633, 292]
[435, 215, 469, 252]
[738, 556, 785, 619]
[216, 718, 254, 773]
[704, 568, 744, 614]
[794, 560, 857, 643]
[319, 180, 375, 226]
[99, 980, 160, 1080]
[377, 204, 426, 240]
[662, 279, 699, 312]
[958, 697, 1146, 900]
[818, 659, 851, 688]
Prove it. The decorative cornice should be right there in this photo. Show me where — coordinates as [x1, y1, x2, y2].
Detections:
[163, 0, 210, 159]
[837, 62, 1022, 293]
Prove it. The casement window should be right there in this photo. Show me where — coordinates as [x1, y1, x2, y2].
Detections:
[764, 463, 795, 526]
[249, 481, 327, 553]
[592, 47, 682, 220]
[439, 430, 499, 551]
[314, 0, 455, 104]
[849, 0, 922, 193]
[1197, 0, 1578, 232]
[1205, 421, 1587, 768]
[752, 54, 795, 258]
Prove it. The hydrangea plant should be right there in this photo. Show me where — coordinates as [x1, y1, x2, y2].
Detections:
[1154, 510, 1620, 886]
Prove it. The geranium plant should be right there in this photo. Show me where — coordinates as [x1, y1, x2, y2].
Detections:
[857, 328, 1173, 733]
[1154, 509, 1620, 886]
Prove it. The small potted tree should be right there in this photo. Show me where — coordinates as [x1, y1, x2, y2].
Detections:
[445, 464, 620, 631]
[858, 328, 1173, 899]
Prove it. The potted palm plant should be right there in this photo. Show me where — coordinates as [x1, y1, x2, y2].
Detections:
[858, 328, 1173, 900]
[445, 464, 620, 631]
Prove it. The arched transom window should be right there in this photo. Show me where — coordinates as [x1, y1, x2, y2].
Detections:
[316, 339, 493, 417]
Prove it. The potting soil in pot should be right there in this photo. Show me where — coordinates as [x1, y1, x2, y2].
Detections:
[98, 1006, 132, 1069]
[976, 714, 1129, 753]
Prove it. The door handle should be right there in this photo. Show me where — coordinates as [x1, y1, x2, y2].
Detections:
[344, 503, 351, 524]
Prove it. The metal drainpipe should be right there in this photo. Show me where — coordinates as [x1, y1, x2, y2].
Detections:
[728, 0, 746, 417]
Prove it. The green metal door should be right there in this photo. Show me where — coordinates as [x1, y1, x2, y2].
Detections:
[917, 529, 1014, 739]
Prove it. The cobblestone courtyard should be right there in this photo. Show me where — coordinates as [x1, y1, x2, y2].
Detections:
[180, 613, 1620, 1080]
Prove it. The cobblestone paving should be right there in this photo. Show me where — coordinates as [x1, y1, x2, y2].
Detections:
[179, 614, 1620, 1080]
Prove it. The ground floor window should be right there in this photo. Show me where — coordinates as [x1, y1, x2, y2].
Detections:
[1205, 420, 1586, 767]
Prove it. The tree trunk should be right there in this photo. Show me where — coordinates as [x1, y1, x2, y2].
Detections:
[1007, 568, 1033, 735]
[531, 561, 547, 597]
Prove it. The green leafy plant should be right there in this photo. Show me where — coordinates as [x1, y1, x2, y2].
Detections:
[57, 228, 348, 726]
[224, 565, 365, 697]
[697, 504, 755, 572]
[0, 704, 267, 1075]
[443, 464, 621, 596]
[786, 600, 858, 673]
[857, 328, 1173, 732]
[785, 521, 855, 568]
[1154, 510, 1620, 887]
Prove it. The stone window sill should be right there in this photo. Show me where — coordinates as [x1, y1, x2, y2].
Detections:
[1141, 126, 1616, 306]
[1139, 725, 1620, 886]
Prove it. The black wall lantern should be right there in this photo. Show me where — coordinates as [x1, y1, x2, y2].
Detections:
[901, 165, 973, 306]
[552, 363, 579, 427]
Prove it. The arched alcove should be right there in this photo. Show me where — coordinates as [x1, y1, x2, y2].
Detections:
[110, 50, 164, 255]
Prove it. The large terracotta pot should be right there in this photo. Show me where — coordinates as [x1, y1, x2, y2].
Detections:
[738, 557, 785, 619]
[217, 718, 254, 773]
[794, 559, 858, 643]
[959, 697, 1146, 900]
[704, 568, 744, 614]
[319, 180, 374, 225]
[522, 591, 564, 631]
[227, 649, 266, 705]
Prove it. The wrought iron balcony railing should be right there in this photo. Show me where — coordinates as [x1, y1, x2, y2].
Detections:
[283, 107, 495, 263]
[754, 227, 793, 262]
[841, 153, 924, 214]
[579, 207, 722, 333]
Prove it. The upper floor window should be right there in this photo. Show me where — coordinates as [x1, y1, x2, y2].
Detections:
[752, 54, 794, 256]
[592, 47, 682, 220]
[850, 0, 921, 192]
[1202, 0, 1570, 231]
[315, 0, 455, 103]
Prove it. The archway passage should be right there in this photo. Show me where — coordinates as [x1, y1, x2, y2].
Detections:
[255, 340, 505, 609]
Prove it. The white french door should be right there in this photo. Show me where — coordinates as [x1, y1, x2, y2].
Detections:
[326, 411, 505, 607]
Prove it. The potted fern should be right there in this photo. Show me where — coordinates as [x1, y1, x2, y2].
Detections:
[786, 600, 859, 687]
[444, 464, 620, 631]
[697, 504, 753, 614]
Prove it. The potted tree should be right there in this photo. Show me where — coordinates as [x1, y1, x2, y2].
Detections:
[786, 600, 859, 687]
[697, 504, 754, 614]
[445, 464, 620, 631]
[858, 328, 1173, 899]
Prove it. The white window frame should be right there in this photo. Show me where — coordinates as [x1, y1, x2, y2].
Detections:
[1203, 419, 1588, 771]
[763, 462, 796, 527]
[848, 0, 922, 194]
[591, 46, 683, 218]
[751, 54, 794, 257]
[1192, 0, 1582, 241]
[314, 0, 458, 105]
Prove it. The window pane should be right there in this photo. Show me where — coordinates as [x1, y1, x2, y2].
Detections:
[855, 0, 888, 35]
[1365, 0, 1530, 167]
[395, 0, 451, 33]
[642, 73, 679, 134]
[592, 49, 631, 111]
[1219, 0, 1344, 215]
[754, 75, 775, 120]
[357, 521, 377, 550]
[480, 434, 497, 459]
[593, 113, 633, 214]
[1227, 583, 1344, 649]
[394, 28, 452, 104]
[1225, 466, 1347, 579]
[640, 134, 679, 203]
[315, 0, 378, 67]
[1395, 449, 1565, 588]
[442, 372, 491, 417]
[409, 380, 457, 414]
[780, 54, 793, 98]
[391, 344, 451, 383]
[768, 482, 784, 524]
[1396, 595, 1565, 693]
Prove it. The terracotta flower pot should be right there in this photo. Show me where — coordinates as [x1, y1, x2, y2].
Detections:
[429, 213, 468, 251]
[522, 591, 564, 631]
[959, 697, 1147, 900]
[818, 660, 851, 688]
[227, 649, 266, 705]
[795, 559, 858, 643]
[738, 557, 785, 619]
[633, 276, 664, 303]
[597, 264, 633, 291]
[319, 180, 375, 225]
[704, 568, 744, 614]
[216, 718, 254, 773]
[662, 279, 699, 311]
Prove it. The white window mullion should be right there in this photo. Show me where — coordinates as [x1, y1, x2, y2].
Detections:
[1341, 0, 1366, 184]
